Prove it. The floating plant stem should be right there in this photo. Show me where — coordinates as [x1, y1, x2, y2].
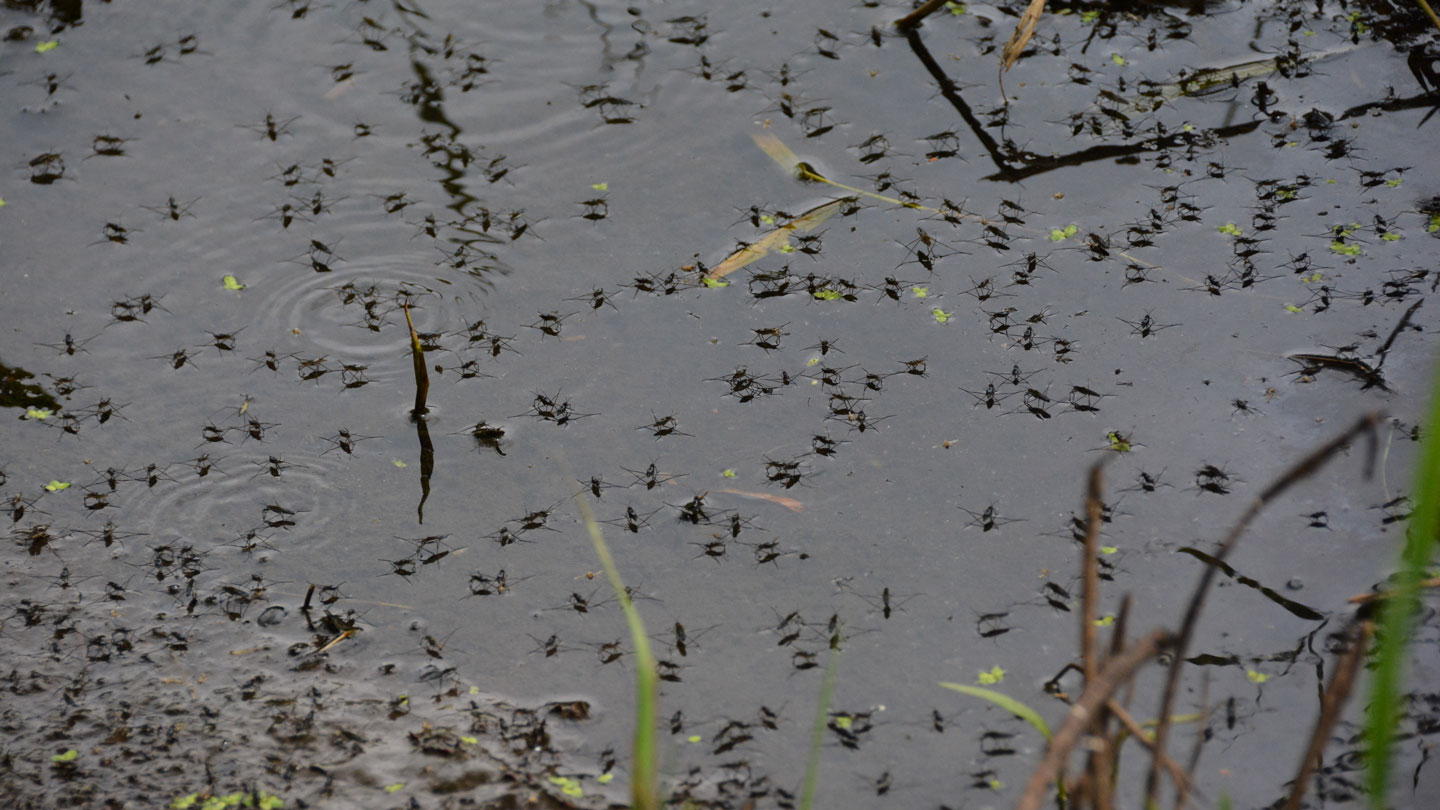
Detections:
[577, 497, 659, 810]
[403, 302, 429, 417]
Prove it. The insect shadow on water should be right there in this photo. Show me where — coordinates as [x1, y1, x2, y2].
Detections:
[836, 579, 919, 620]
[1117, 311, 1179, 338]
[601, 504, 662, 534]
[239, 112, 300, 141]
[638, 411, 690, 438]
[525, 310, 575, 338]
[35, 331, 96, 357]
[961, 503, 1023, 532]
[465, 568, 530, 598]
[622, 459, 684, 490]
[516, 390, 594, 426]
[1194, 462, 1239, 495]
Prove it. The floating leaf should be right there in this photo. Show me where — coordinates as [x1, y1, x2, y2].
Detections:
[687, 735, 702, 743]
[1427, 214, 1440, 233]
[751, 132, 805, 178]
[45, 480, 71, 492]
[1216, 222, 1243, 236]
[222, 274, 246, 291]
[722, 469, 736, 478]
[813, 289, 842, 301]
[35, 40, 59, 53]
[1329, 241, 1361, 256]
[1385, 178, 1403, 187]
[1094, 614, 1115, 626]
[255, 795, 284, 810]
[1246, 669, 1269, 683]
[709, 197, 850, 280]
[833, 714, 854, 729]
[932, 308, 952, 323]
[940, 682, 1052, 741]
[171, 795, 200, 810]
[597, 773, 615, 784]
[591, 182, 608, 191]
[0, 197, 7, 207]
[25, 407, 53, 420]
[945, 1, 967, 14]
[1111, 53, 1126, 66]
[988, 779, 1006, 790]
[1380, 232, 1402, 241]
[1106, 431, 1131, 452]
[1048, 224, 1078, 241]
[392, 459, 408, 468]
[701, 277, 729, 288]
[1100, 545, 1119, 555]
[384, 784, 405, 794]
[977, 665, 1006, 685]
[1285, 304, 1304, 313]
[459, 735, 478, 744]
[911, 285, 928, 298]
[51, 749, 78, 763]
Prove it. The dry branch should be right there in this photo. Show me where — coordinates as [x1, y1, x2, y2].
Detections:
[1144, 412, 1382, 806]
[1015, 629, 1172, 810]
[1001, 0, 1047, 72]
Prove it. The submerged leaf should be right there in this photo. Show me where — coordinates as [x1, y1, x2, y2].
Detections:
[709, 197, 850, 280]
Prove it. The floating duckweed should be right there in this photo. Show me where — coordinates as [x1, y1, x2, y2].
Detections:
[44, 480, 71, 492]
[1247, 669, 1270, 683]
[1216, 223, 1244, 236]
[977, 665, 1005, 685]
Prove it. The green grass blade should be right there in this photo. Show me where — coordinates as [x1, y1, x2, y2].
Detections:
[1365, 354, 1440, 805]
[577, 498, 659, 810]
[800, 645, 839, 810]
[940, 682, 1052, 741]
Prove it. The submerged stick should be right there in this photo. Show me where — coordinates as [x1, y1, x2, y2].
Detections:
[1144, 412, 1382, 807]
[403, 302, 430, 417]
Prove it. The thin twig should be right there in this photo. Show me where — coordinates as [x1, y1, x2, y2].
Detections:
[1144, 412, 1382, 807]
[1282, 619, 1374, 810]
[1104, 699, 1194, 798]
[1016, 629, 1172, 810]
[1082, 462, 1109, 810]
[894, 0, 949, 30]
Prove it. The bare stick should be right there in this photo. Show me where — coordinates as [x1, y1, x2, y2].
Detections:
[894, 0, 949, 30]
[1081, 462, 1108, 810]
[1082, 461, 1105, 684]
[1016, 629, 1172, 810]
[1282, 619, 1374, 810]
[403, 302, 430, 417]
[1143, 412, 1382, 806]
[1000, 0, 1048, 71]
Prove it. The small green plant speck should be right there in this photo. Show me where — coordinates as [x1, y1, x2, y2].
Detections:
[51, 749, 78, 763]
[1247, 670, 1270, 683]
[977, 665, 1005, 685]
[45, 480, 71, 491]
[1329, 241, 1361, 256]
[591, 182, 608, 191]
[911, 285, 928, 298]
[35, 40, 58, 53]
[26, 407, 53, 420]
[1217, 223, 1244, 236]
[702, 277, 729, 288]
[813, 289, 842, 301]
[932, 308, 952, 323]
[1048, 224, 1079, 241]
[222, 275, 246, 291]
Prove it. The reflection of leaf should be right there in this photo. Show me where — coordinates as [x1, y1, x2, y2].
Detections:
[708, 197, 850, 280]
[940, 682, 1051, 741]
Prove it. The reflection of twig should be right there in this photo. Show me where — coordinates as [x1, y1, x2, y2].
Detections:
[901, 27, 1265, 182]
[894, 0, 949, 30]
[1281, 619, 1372, 810]
[1144, 412, 1383, 807]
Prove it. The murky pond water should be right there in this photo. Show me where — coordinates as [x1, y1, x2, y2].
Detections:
[3, 1, 1439, 808]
